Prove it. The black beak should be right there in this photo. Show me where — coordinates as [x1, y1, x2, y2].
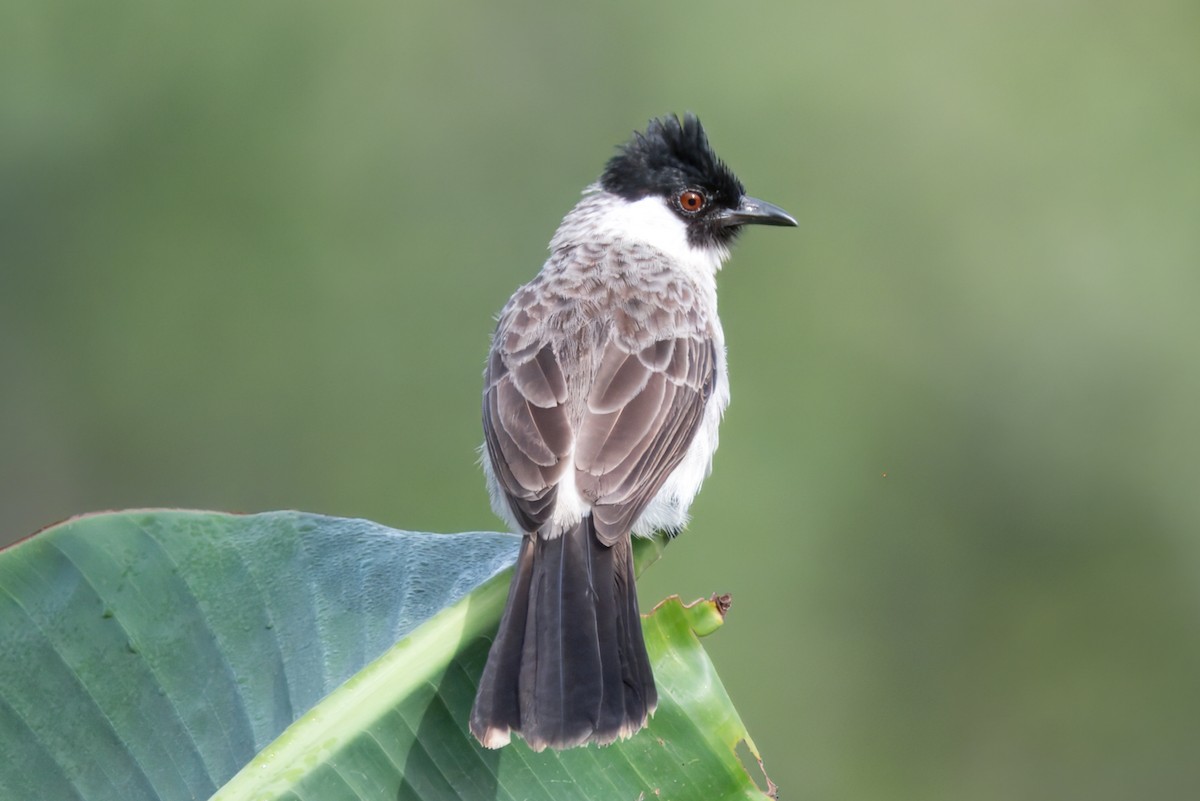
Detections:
[715, 196, 798, 228]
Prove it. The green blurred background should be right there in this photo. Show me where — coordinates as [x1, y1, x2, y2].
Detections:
[3, 1, 1198, 798]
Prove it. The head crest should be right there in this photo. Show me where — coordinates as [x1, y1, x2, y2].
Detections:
[600, 114, 745, 206]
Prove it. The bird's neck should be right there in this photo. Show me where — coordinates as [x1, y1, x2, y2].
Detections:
[550, 187, 729, 282]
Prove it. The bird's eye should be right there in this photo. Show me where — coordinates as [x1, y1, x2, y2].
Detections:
[678, 190, 706, 213]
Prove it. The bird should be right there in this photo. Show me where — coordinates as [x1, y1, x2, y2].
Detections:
[470, 113, 796, 752]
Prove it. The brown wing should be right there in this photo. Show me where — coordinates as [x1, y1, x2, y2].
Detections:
[575, 335, 716, 545]
[483, 340, 573, 532]
[484, 329, 715, 539]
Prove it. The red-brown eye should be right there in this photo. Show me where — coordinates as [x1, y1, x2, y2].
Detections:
[678, 190, 706, 213]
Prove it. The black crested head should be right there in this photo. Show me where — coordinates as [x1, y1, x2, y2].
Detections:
[599, 114, 796, 249]
[601, 113, 745, 208]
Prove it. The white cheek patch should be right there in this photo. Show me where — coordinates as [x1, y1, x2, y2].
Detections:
[606, 198, 690, 258]
[599, 197, 728, 276]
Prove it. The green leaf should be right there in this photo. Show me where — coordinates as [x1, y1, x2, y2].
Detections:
[0, 510, 773, 801]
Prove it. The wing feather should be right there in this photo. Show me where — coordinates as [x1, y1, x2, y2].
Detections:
[588, 352, 654, 414]
[484, 339, 572, 531]
[483, 265, 716, 542]
[577, 337, 715, 544]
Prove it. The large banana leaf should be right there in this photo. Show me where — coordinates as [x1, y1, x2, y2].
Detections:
[0, 511, 773, 800]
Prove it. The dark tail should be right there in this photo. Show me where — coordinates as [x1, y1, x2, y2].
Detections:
[469, 517, 657, 751]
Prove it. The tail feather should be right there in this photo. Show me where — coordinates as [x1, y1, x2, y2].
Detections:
[469, 536, 535, 746]
[614, 538, 657, 729]
[469, 518, 656, 751]
[587, 531, 635, 739]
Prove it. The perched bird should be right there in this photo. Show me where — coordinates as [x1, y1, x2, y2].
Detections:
[471, 113, 796, 751]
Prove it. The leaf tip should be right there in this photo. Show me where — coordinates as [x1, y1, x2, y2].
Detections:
[735, 738, 778, 799]
[681, 592, 732, 637]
